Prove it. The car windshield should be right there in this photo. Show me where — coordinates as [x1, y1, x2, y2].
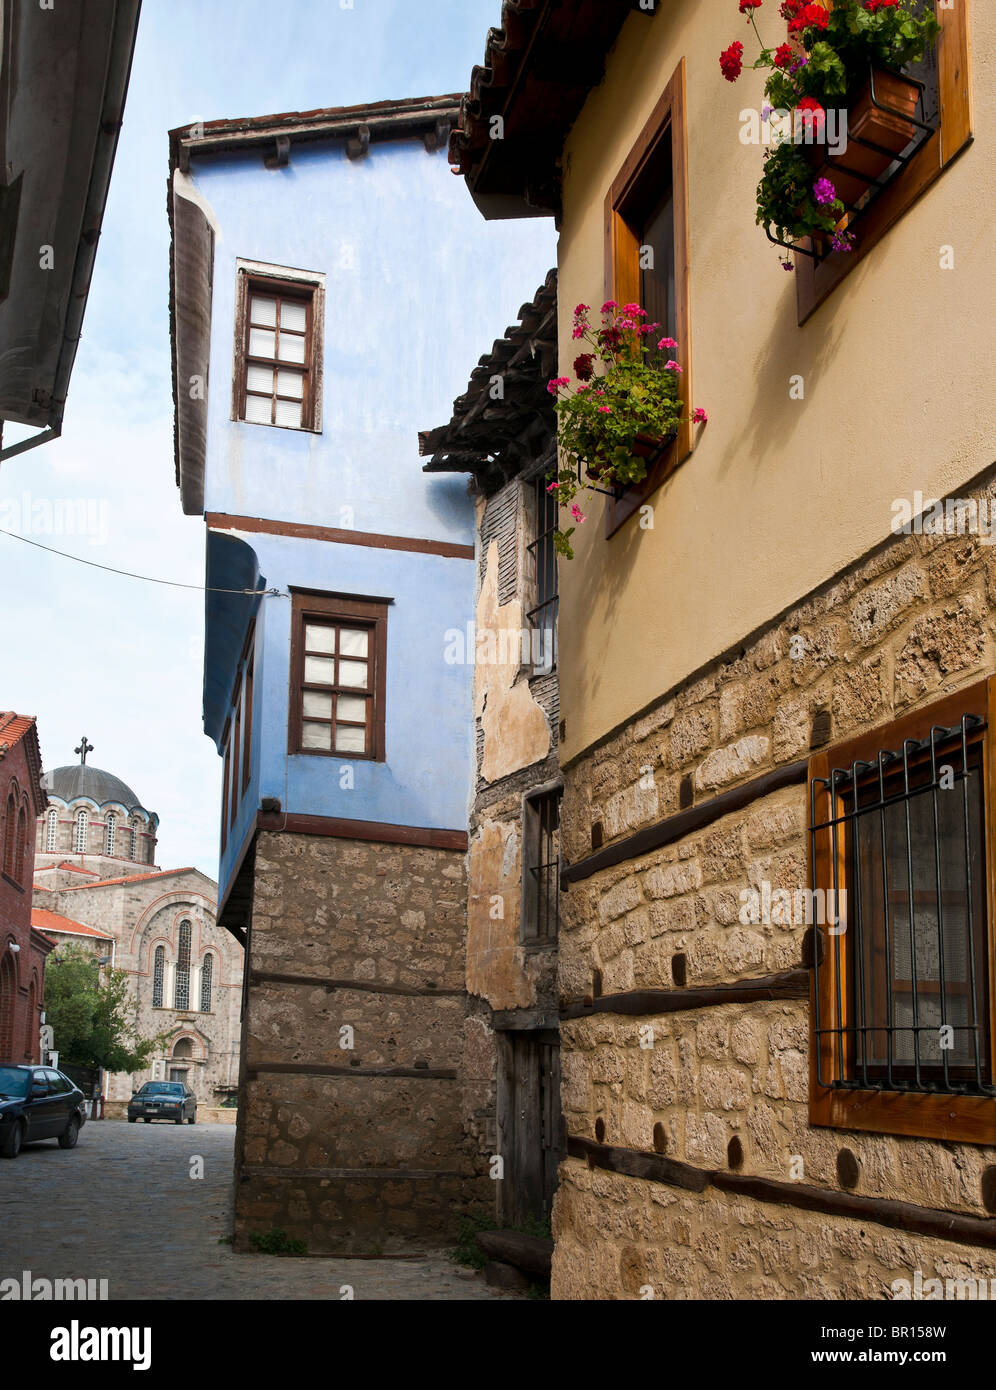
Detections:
[137, 1083, 183, 1096]
[0, 1067, 30, 1098]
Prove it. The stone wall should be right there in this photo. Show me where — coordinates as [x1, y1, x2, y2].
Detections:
[233, 829, 492, 1255]
[554, 478, 996, 1299]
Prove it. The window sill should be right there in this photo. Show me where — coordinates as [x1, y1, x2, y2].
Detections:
[236, 417, 321, 436]
[811, 1082, 996, 1146]
[604, 432, 691, 538]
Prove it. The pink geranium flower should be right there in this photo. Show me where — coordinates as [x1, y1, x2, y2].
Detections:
[657, 336, 678, 351]
[664, 360, 682, 373]
[692, 407, 708, 425]
[570, 504, 586, 524]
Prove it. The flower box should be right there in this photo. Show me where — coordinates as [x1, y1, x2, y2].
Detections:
[806, 69, 920, 209]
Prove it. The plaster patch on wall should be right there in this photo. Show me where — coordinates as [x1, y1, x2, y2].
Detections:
[466, 818, 534, 1010]
[476, 539, 551, 784]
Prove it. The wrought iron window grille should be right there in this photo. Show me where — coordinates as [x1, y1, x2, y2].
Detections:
[810, 713, 994, 1099]
[766, 66, 939, 264]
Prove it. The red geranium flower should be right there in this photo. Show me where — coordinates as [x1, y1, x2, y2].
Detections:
[773, 42, 795, 68]
[738, 0, 762, 12]
[788, 2, 830, 33]
[780, 0, 802, 17]
[573, 353, 595, 382]
[719, 39, 744, 82]
[795, 95, 826, 131]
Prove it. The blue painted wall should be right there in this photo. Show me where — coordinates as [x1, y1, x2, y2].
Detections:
[189, 128, 555, 900]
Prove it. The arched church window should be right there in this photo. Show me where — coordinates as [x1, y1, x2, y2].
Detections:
[172, 1037, 194, 1058]
[104, 812, 117, 856]
[152, 946, 165, 1008]
[45, 809, 58, 852]
[174, 921, 192, 1010]
[13, 804, 26, 882]
[2, 791, 16, 877]
[200, 954, 213, 1012]
[74, 809, 88, 853]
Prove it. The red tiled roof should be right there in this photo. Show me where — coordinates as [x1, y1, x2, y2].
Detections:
[0, 711, 47, 815]
[60, 867, 198, 891]
[34, 861, 100, 877]
[30, 908, 113, 940]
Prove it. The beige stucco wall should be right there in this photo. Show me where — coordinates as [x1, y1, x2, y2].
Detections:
[556, 1, 995, 762]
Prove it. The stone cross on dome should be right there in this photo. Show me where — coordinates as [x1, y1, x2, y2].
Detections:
[75, 737, 94, 766]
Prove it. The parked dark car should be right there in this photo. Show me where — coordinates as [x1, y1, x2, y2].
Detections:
[127, 1081, 196, 1125]
[0, 1065, 87, 1159]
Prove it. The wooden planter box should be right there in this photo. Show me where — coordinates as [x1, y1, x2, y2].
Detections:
[807, 69, 920, 209]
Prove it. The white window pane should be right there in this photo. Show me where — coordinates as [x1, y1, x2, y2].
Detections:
[276, 369, 304, 399]
[304, 624, 335, 653]
[280, 300, 307, 332]
[244, 394, 271, 424]
[250, 296, 277, 326]
[338, 628, 368, 658]
[302, 722, 333, 750]
[246, 364, 273, 394]
[338, 659, 368, 688]
[277, 333, 306, 364]
[274, 397, 303, 428]
[304, 655, 335, 684]
[303, 691, 333, 719]
[336, 694, 367, 722]
[335, 725, 367, 754]
[249, 327, 276, 358]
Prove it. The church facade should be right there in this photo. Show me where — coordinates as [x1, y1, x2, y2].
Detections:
[32, 747, 243, 1111]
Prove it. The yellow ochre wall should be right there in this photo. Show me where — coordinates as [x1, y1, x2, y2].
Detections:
[556, 0, 993, 765]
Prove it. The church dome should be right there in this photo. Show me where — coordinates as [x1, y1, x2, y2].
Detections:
[42, 764, 143, 810]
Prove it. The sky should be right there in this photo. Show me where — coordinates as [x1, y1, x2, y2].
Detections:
[0, 0, 556, 880]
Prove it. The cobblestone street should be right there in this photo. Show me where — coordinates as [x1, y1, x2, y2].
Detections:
[0, 1120, 507, 1300]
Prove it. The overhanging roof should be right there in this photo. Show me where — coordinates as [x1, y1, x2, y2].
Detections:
[0, 0, 141, 450]
[449, 0, 643, 221]
[419, 269, 558, 495]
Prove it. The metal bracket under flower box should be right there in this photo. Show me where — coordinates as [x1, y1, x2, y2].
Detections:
[766, 66, 938, 263]
[575, 430, 677, 498]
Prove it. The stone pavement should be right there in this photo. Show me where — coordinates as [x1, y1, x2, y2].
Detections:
[0, 1119, 509, 1300]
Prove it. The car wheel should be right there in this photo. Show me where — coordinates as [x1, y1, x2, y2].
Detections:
[174, 1116, 183, 1125]
[1, 1121, 24, 1159]
[58, 1117, 80, 1150]
[143, 1117, 151, 1123]
[128, 1116, 136, 1123]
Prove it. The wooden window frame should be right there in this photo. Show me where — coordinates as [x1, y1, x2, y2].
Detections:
[795, 2, 972, 322]
[288, 591, 388, 763]
[521, 781, 563, 949]
[232, 264, 325, 432]
[809, 677, 996, 1144]
[602, 57, 692, 538]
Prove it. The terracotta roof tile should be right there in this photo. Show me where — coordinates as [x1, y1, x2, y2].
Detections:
[30, 908, 113, 940]
[60, 867, 198, 891]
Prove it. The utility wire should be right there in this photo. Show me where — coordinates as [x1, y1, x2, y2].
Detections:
[0, 526, 283, 596]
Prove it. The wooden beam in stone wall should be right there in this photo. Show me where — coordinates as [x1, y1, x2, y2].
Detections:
[567, 1137, 996, 1251]
[249, 970, 463, 999]
[560, 969, 810, 1020]
[246, 1062, 458, 1080]
[561, 759, 809, 886]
